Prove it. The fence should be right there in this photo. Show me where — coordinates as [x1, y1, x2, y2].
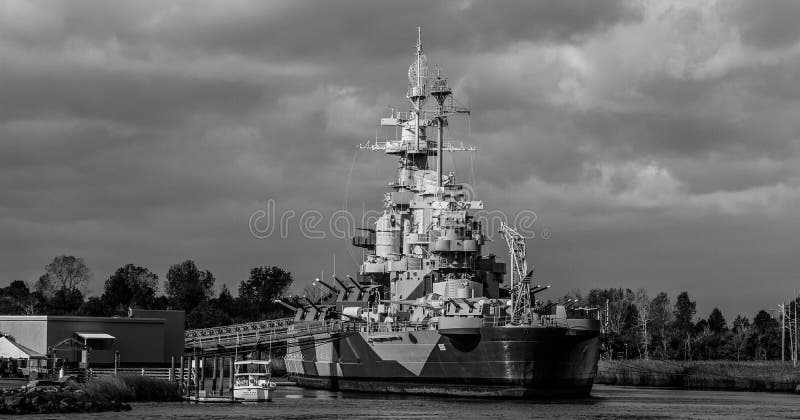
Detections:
[87, 367, 186, 382]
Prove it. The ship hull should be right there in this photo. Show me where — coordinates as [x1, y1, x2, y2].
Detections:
[286, 320, 601, 398]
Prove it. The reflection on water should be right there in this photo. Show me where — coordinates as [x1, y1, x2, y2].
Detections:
[22, 385, 800, 419]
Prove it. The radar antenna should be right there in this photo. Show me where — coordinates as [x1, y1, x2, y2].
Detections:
[500, 222, 532, 323]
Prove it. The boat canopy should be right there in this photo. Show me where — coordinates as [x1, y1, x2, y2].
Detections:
[234, 361, 271, 375]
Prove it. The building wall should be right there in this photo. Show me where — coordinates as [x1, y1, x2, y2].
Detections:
[47, 317, 166, 366]
[131, 309, 185, 363]
[0, 313, 185, 367]
[0, 316, 49, 355]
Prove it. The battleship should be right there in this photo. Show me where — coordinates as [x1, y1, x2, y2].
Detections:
[281, 29, 601, 398]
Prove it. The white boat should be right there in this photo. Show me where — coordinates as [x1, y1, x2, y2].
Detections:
[233, 360, 277, 402]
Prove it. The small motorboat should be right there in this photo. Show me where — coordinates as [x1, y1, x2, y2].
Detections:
[233, 360, 277, 401]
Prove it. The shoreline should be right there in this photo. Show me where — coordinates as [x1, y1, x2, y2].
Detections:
[0, 375, 181, 415]
[595, 360, 800, 393]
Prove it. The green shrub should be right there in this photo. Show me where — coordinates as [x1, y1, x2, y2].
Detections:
[85, 375, 181, 402]
[84, 376, 135, 402]
[597, 360, 800, 392]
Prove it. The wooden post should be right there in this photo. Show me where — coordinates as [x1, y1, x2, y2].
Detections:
[170, 356, 175, 383]
[179, 356, 185, 394]
[218, 357, 224, 395]
[194, 356, 200, 397]
[229, 357, 235, 402]
[197, 356, 206, 395]
[211, 357, 217, 395]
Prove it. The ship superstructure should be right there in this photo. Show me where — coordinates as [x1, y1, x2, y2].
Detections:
[282, 29, 601, 398]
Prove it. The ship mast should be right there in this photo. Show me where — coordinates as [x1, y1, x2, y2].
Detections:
[415, 27, 422, 152]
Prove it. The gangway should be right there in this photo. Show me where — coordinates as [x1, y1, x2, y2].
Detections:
[184, 317, 343, 355]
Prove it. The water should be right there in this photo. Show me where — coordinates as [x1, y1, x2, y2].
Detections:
[19, 385, 800, 419]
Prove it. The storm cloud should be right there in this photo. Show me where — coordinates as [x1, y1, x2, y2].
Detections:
[1, 0, 798, 317]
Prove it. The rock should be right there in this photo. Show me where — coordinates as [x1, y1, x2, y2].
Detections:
[3, 396, 21, 408]
[58, 399, 73, 412]
[29, 394, 46, 407]
[27, 380, 62, 388]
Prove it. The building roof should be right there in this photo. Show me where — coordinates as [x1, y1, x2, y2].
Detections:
[75, 332, 115, 340]
[0, 336, 46, 359]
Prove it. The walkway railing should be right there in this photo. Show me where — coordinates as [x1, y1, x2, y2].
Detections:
[185, 317, 295, 339]
[185, 319, 345, 353]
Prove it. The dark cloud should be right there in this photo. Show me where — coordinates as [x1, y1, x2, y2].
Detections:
[730, 0, 800, 49]
[0, 63, 269, 126]
[0, 1, 798, 318]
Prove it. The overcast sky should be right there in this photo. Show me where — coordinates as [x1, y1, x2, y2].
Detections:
[2, 0, 799, 319]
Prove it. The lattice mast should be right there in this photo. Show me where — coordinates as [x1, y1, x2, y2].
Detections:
[500, 222, 531, 323]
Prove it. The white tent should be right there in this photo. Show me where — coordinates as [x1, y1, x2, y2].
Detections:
[0, 336, 45, 359]
[0, 336, 47, 376]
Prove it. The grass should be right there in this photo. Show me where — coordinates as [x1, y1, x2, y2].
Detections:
[597, 360, 800, 392]
[84, 375, 182, 402]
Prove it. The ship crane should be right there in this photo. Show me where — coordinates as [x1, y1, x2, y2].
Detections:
[499, 222, 533, 324]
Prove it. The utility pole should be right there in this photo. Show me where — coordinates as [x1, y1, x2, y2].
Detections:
[792, 289, 797, 367]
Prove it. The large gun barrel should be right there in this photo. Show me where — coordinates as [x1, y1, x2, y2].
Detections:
[273, 299, 299, 312]
[304, 295, 322, 312]
[531, 285, 551, 295]
[346, 274, 366, 293]
[332, 276, 349, 291]
[289, 296, 308, 311]
[314, 278, 340, 294]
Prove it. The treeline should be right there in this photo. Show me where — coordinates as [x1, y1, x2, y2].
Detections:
[0, 255, 295, 329]
[567, 288, 785, 362]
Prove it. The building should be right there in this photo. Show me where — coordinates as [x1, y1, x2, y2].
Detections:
[0, 310, 184, 369]
[0, 336, 47, 377]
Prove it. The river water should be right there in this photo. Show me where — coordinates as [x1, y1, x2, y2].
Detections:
[19, 385, 800, 419]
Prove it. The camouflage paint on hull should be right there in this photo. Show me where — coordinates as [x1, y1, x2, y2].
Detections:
[286, 320, 601, 398]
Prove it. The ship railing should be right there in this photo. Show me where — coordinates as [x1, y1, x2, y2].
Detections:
[185, 317, 295, 339]
[481, 316, 512, 327]
[185, 319, 347, 350]
[334, 316, 576, 333]
[407, 258, 423, 270]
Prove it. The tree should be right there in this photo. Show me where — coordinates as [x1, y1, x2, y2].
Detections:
[102, 264, 159, 314]
[633, 289, 651, 359]
[708, 308, 727, 333]
[47, 288, 85, 315]
[750, 310, 781, 360]
[186, 299, 232, 329]
[165, 260, 215, 313]
[673, 292, 696, 334]
[1, 280, 30, 300]
[34, 274, 55, 298]
[732, 315, 751, 361]
[239, 266, 293, 318]
[77, 296, 109, 317]
[672, 291, 696, 360]
[45, 255, 91, 293]
[0, 281, 31, 314]
[302, 284, 327, 305]
[649, 292, 672, 359]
